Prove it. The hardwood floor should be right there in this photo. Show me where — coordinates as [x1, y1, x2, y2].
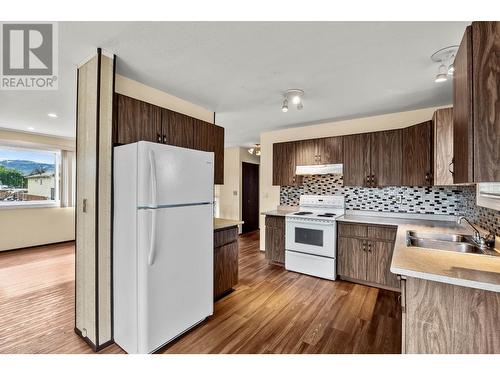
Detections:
[0, 232, 401, 354]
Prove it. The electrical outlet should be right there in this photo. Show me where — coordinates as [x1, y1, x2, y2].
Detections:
[395, 194, 403, 204]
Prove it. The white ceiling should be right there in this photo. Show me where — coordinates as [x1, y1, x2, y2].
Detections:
[0, 21, 469, 146]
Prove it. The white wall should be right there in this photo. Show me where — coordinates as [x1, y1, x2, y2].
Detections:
[259, 106, 445, 250]
[216, 147, 260, 232]
[0, 128, 75, 251]
[115, 74, 213, 123]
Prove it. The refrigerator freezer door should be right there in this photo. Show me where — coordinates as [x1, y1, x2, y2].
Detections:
[137, 203, 213, 353]
[137, 142, 214, 208]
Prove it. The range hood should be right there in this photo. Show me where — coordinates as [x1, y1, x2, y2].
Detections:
[295, 164, 343, 176]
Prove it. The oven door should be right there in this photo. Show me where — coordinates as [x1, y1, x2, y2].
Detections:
[285, 219, 336, 258]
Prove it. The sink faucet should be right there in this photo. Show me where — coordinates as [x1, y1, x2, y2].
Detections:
[457, 216, 495, 249]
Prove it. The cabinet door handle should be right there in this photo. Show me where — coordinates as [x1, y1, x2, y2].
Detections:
[366, 175, 370, 186]
[368, 242, 372, 253]
[82, 198, 87, 213]
[448, 159, 454, 175]
[371, 174, 375, 187]
[157, 133, 162, 143]
[163, 135, 167, 144]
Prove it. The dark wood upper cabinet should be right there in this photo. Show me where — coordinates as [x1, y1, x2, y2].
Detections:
[295, 139, 317, 166]
[343, 133, 371, 187]
[317, 137, 343, 164]
[433, 107, 454, 186]
[370, 130, 402, 187]
[472, 22, 500, 182]
[453, 26, 474, 183]
[193, 119, 225, 184]
[294, 137, 343, 166]
[115, 94, 161, 144]
[162, 108, 194, 149]
[114, 94, 224, 184]
[402, 121, 433, 186]
[453, 22, 500, 183]
[273, 142, 297, 186]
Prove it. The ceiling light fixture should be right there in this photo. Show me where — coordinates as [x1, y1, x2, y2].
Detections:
[281, 89, 304, 112]
[248, 144, 261, 156]
[431, 46, 458, 83]
[48, 113, 58, 118]
[435, 63, 448, 83]
[281, 98, 289, 113]
[27, 126, 35, 131]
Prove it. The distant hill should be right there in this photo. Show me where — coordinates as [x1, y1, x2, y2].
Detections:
[0, 160, 55, 176]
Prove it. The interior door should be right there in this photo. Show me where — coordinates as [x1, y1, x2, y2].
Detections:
[370, 130, 402, 187]
[137, 204, 213, 353]
[137, 141, 214, 207]
[241, 162, 259, 233]
[343, 133, 371, 187]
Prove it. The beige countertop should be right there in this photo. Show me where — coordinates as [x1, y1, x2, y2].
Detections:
[214, 218, 244, 231]
[262, 206, 298, 217]
[339, 212, 500, 292]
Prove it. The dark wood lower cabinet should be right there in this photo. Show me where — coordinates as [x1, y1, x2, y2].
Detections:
[402, 277, 500, 353]
[338, 237, 367, 280]
[367, 240, 400, 288]
[265, 215, 285, 264]
[337, 222, 399, 290]
[213, 226, 239, 300]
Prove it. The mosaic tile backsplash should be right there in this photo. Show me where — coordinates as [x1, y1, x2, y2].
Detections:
[279, 174, 500, 236]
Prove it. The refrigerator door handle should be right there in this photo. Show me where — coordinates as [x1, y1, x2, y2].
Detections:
[148, 209, 157, 266]
[149, 149, 158, 208]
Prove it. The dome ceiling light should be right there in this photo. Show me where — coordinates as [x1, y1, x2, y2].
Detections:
[248, 144, 261, 156]
[431, 46, 458, 83]
[281, 89, 304, 112]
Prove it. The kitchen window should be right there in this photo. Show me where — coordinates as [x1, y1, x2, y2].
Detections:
[0, 145, 73, 208]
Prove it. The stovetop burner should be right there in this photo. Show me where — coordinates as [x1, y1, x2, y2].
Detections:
[293, 211, 313, 216]
[317, 213, 337, 217]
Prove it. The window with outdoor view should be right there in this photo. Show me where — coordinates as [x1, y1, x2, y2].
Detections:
[0, 146, 60, 206]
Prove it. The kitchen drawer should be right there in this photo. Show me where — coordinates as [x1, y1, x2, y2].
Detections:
[214, 226, 238, 248]
[285, 250, 336, 280]
[338, 223, 367, 238]
[367, 225, 397, 242]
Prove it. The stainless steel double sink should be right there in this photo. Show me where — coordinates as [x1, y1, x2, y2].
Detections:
[406, 230, 500, 257]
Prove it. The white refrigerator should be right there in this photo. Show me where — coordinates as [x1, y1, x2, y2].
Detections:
[113, 141, 214, 354]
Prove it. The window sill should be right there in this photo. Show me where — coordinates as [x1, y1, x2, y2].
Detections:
[0, 201, 61, 210]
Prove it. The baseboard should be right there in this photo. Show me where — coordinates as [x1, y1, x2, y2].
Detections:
[339, 276, 401, 292]
[0, 240, 75, 253]
[74, 327, 115, 352]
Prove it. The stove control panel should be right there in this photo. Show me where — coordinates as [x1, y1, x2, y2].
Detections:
[298, 195, 345, 209]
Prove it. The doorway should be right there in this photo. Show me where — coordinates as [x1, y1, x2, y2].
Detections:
[241, 162, 259, 234]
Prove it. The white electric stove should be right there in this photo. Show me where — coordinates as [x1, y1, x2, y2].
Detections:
[285, 195, 345, 280]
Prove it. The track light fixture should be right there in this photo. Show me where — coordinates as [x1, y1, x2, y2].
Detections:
[248, 144, 261, 156]
[431, 46, 458, 83]
[281, 89, 304, 112]
[281, 98, 289, 112]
